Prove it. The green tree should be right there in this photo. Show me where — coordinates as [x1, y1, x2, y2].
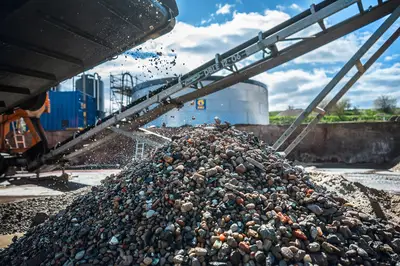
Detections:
[374, 95, 397, 114]
[331, 98, 351, 120]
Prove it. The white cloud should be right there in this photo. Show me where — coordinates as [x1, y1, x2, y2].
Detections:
[384, 54, 399, 61]
[289, 3, 303, 12]
[216, 3, 234, 15]
[87, 8, 399, 112]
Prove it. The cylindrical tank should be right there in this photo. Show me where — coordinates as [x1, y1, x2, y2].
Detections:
[75, 74, 105, 118]
[132, 76, 269, 127]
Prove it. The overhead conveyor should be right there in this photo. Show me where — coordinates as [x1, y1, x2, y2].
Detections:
[2, 0, 400, 174]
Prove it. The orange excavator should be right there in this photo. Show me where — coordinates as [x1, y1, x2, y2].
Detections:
[0, 93, 51, 175]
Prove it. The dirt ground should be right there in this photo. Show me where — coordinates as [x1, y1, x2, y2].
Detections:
[0, 233, 24, 248]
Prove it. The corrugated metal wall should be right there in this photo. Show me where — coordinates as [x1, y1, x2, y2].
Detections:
[41, 91, 97, 131]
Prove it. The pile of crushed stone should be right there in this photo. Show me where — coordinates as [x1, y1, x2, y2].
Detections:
[0, 187, 90, 235]
[1, 127, 399, 266]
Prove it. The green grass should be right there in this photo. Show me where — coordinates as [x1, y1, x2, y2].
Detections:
[269, 109, 395, 125]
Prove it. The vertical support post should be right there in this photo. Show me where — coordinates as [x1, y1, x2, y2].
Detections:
[283, 19, 400, 155]
[82, 72, 87, 127]
[109, 73, 112, 115]
[272, 5, 400, 151]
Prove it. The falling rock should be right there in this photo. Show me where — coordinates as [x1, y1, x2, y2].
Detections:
[239, 242, 251, 253]
[310, 252, 328, 266]
[74, 250, 85, 260]
[191, 258, 201, 266]
[230, 223, 239, 232]
[230, 250, 241, 266]
[321, 242, 340, 253]
[255, 251, 266, 263]
[281, 247, 294, 260]
[226, 150, 235, 157]
[173, 255, 184, 264]
[206, 167, 218, 177]
[143, 257, 153, 265]
[307, 204, 324, 215]
[263, 239, 272, 251]
[327, 234, 341, 245]
[279, 260, 287, 266]
[194, 247, 208, 256]
[303, 254, 312, 263]
[307, 242, 321, 252]
[245, 203, 255, 210]
[227, 236, 238, 248]
[235, 164, 247, 174]
[192, 173, 205, 184]
[357, 247, 369, 258]
[109, 236, 119, 245]
[245, 157, 264, 170]
[175, 165, 185, 172]
[181, 202, 193, 212]
[295, 249, 306, 261]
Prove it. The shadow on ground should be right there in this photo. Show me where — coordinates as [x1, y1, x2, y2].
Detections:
[0, 175, 88, 192]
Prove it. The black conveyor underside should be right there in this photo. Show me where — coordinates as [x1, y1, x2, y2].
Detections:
[0, 0, 178, 114]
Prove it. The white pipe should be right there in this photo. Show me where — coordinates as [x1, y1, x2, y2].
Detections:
[93, 73, 101, 117]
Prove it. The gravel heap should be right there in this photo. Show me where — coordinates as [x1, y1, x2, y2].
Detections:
[1, 127, 400, 266]
[0, 188, 90, 235]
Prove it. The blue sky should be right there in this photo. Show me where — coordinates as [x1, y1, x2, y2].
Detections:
[78, 0, 400, 112]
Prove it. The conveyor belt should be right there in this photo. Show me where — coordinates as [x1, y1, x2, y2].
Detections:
[18, 0, 400, 171]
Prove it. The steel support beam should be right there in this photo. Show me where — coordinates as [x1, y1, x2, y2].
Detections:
[0, 85, 30, 95]
[40, 12, 112, 49]
[284, 27, 400, 155]
[0, 35, 83, 66]
[273, 5, 400, 151]
[0, 65, 56, 80]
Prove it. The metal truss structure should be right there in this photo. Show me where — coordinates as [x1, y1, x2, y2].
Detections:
[5, 0, 398, 172]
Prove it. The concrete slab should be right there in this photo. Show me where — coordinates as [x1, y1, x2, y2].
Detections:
[0, 169, 120, 199]
[309, 167, 400, 194]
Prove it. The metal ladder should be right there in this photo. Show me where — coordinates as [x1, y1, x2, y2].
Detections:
[134, 141, 145, 161]
[11, 121, 26, 149]
[273, 5, 400, 156]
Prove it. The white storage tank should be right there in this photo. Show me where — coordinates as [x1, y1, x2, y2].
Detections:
[132, 76, 269, 127]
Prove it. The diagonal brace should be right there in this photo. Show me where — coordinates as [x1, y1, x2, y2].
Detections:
[272, 5, 400, 151]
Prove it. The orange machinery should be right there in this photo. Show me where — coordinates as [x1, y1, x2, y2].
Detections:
[0, 93, 50, 175]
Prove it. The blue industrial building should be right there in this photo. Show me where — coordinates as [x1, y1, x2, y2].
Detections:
[40, 74, 105, 131]
[40, 91, 97, 131]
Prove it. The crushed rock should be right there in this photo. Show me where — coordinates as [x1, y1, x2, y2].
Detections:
[0, 187, 90, 235]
